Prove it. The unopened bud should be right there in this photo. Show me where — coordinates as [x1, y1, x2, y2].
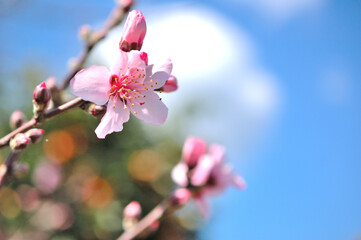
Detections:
[25, 128, 45, 144]
[89, 104, 107, 119]
[168, 188, 192, 209]
[123, 201, 141, 219]
[123, 201, 142, 230]
[119, 10, 146, 52]
[45, 77, 62, 107]
[140, 52, 148, 65]
[162, 75, 178, 93]
[10, 133, 30, 151]
[13, 162, 29, 178]
[10, 110, 26, 130]
[33, 82, 51, 105]
[79, 24, 92, 43]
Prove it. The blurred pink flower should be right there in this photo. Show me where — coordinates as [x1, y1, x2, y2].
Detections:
[70, 50, 172, 138]
[120, 10, 146, 52]
[171, 137, 246, 217]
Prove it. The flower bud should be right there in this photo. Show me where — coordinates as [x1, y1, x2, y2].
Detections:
[89, 104, 107, 119]
[168, 188, 192, 209]
[140, 52, 148, 65]
[162, 75, 178, 93]
[10, 110, 26, 130]
[10, 133, 30, 151]
[123, 201, 142, 231]
[33, 82, 51, 107]
[25, 128, 45, 144]
[119, 10, 146, 52]
[78, 24, 92, 43]
[123, 201, 141, 219]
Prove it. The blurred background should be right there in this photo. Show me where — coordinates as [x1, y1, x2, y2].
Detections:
[0, 0, 360, 239]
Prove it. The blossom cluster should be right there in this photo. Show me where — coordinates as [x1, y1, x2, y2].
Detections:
[70, 10, 178, 139]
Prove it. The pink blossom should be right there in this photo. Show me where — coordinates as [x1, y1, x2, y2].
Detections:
[70, 50, 172, 139]
[169, 188, 192, 208]
[119, 10, 146, 52]
[171, 137, 246, 217]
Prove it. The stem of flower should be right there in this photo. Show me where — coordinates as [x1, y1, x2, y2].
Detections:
[117, 201, 170, 240]
[0, 97, 85, 149]
[0, 151, 22, 187]
[59, 2, 131, 91]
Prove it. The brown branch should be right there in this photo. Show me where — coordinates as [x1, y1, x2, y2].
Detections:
[0, 97, 85, 149]
[59, 2, 131, 91]
[117, 201, 170, 240]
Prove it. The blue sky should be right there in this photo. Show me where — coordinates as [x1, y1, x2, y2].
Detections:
[1, 0, 360, 239]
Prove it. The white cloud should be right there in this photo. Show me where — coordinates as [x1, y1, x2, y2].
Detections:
[229, 0, 325, 21]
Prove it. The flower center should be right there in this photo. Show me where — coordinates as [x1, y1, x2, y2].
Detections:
[107, 73, 146, 111]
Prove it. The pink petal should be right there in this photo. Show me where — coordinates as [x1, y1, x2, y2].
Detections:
[232, 174, 247, 189]
[127, 50, 147, 71]
[129, 91, 168, 125]
[190, 155, 215, 186]
[143, 59, 173, 88]
[171, 162, 189, 187]
[182, 137, 207, 168]
[70, 65, 110, 105]
[110, 50, 129, 75]
[209, 144, 226, 166]
[95, 98, 130, 139]
[154, 58, 172, 76]
[194, 196, 210, 219]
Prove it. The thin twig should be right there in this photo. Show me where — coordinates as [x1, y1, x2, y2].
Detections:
[59, 2, 131, 91]
[0, 97, 85, 149]
[117, 201, 170, 240]
[0, 151, 22, 187]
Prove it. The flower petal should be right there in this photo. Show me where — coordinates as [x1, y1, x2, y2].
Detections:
[182, 137, 207, 168]
[110, 50, 129, 75]
[190, 155, 215, 186]
[129, 91, 168, 125]
[94, 98, 130, 139]
[127, 50, 147, 70]
[154, 58, 172, 76]
[171, 162, 189, 187]
[144, 59, 173, 88]
[70, 65, 110, 105]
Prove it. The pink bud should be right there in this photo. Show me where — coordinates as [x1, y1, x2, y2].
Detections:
[119, 10, 146, 52]
[162, 75, 178, 93]
[9, 133, 30, 151]
[33, 82, 51, 106]
[182, 137, 207, 168]
[10, 110, 26, 129]
[25, 128, 45, 144]
[169, 188, 192, 208]
[79, 24, 91, 42]
[140, 52, 148, 65]
[123, 201, 141, 220]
